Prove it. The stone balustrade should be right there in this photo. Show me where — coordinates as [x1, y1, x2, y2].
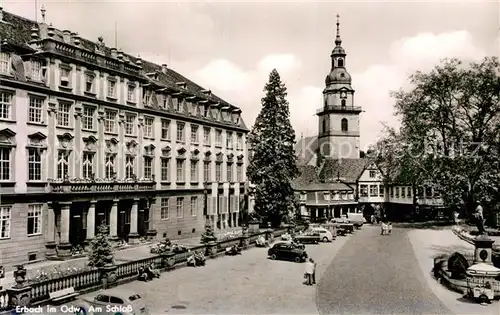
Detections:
[46, 179, 156, 193]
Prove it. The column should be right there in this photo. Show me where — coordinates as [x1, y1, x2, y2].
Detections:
[86, 200, 96, 241]
[57, 202, 72, 257]
[45, 202, 57, 256]
[129, 198, 139, 243]
[109, 199, 119, 239]
[146, 197, 158, 239]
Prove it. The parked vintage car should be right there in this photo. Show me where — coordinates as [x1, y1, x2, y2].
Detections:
[268, 242, 308, 262]
[69, 288, 150, 315]
[311, 227, 335, 242]
[330, 218, 354, 234]
[294, 232, 321, 244]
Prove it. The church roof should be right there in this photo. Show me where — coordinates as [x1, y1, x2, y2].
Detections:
[295, 136, 318, 166]
[319, 158, 371, 184]
[292, 165, 320, 189]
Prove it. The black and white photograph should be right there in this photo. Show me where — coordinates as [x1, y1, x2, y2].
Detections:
[0, 1, 498, 314]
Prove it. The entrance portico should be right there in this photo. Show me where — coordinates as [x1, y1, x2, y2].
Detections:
[45, 197, 153, 259]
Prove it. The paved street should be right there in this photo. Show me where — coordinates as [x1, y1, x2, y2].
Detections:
[316, 226, 452, 315]
[77, 236, 350, 314]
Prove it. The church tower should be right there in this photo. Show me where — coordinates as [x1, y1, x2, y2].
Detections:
[317, 15, 361, 160]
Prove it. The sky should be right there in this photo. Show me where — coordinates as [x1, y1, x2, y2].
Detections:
[3, 0, 498, 151]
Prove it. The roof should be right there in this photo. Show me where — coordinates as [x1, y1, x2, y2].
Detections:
[319, 158, 370, 184]
[295, 136, 318, 166]
[292, 165, 320, 189]
[297, 182, 352, 192]
[0, 10, 247, 130]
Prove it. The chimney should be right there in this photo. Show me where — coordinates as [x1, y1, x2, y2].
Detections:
[161, 64, 168, 74]
[47, 23, 55, 37]
[117, 49, 124, 61]
[136, 56, 142, 68]
[110, 48, 117, 58]
[201, 89, 211, 96]
[62, 30, 71, 43]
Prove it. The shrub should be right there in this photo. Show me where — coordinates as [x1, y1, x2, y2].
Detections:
[87, 224, 114, 267]
[448, 252, 469, 279]
[200, 221, 217, 244]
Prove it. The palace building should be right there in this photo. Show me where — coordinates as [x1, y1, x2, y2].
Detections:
[293, 16, 444, 222]
[0, 8, 249, 267]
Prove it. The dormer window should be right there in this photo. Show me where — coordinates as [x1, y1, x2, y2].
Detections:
[0, 52, 11, 74]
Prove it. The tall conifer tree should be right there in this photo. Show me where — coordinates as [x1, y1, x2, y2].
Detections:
[247, 69, 299, 227]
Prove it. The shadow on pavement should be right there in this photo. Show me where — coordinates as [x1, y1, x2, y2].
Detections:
[428, 244, 474, 255]
[393, 221, 455, 229]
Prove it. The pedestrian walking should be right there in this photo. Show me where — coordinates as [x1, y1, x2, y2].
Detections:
[453, 210, 459, 226]
[311, 259, 317, 284]
[304, 258, 314, 286]
[387, 222, 392, 235]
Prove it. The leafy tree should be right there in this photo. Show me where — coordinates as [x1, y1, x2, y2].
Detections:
[200, 221, 217, 244]
[87, 224, 114, 267]
[376, 57, 500, 216]
[247, 69, 299, 227]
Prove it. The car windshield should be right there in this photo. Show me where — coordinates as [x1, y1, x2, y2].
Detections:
[129, 294, 141, 301]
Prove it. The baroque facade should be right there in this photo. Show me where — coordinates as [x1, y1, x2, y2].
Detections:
[293, 16, 444, 222]
[0, 8, 249, 267]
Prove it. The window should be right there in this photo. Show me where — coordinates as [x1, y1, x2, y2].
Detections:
[127, 85, 135, 102]
[215, 162, 222, 182]
[160, 198, 169, 220]
[369, 170, 376, 178]
[190, 197, 197, 216]
[144, 117, 154, 138]
[390, 187, 394, 197]
[109, 297, 124, 304]
[379, 186, 384, 197]
[28, 149, 42, 181]
[407, 187, 412, 198]
[0, 52, 10, 74]
[144, 157, 153, 179]
[236, 134, 243, 150]
[60, 67, 70, 87]
[176, 159, 184, 182]
[369, 185, 377, 197]
[105, 153, 116, 179]
[28, 97, 43, 123]
[202, 105, 208, 117]
[341, 99, 346, 107]
[395, 187, 400, 198]
[176, 197, 184, 218]
[338, 58, 344, 67]
[191, 125, 199, 143]
[215, 130, 222, 146]
[27, 204, 42, 236]
[0, 206, 11, 239]
[237, 164, 243, 182]
[57, 102, 71, 127]
[82, 106, 95, 130]
[125, 156, 135, 179]
[125, 114, 135, 136]
[161, 158, 170, 181]
[203, 161, 211, 182]
[31, 60, 43, 81]
[174, 98, 181, 112]
[322, 120, 326, 133]
[227, 163, 233, 182]
[161, 119, 170, 140]
[107, 80, 116, 98]
[203, 128, 211, 145]
[0, 92, 12, 120]
[82, 153, 94, 179]
[85, 74, 94, 93]
[57, 151, 69, 179]
[0, 148, 11, 180]
[341, 118, 348, 132]
[401, 187, 406, 198]
[359, 184, 368, 197]
[176, 123, 185, 142]
[226, 132, 233, 149]
[104, 110, 117, 133]
[425, 186, 433, 198]
[190, 160, 198, 182]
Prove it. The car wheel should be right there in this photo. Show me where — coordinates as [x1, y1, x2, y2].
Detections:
[270, 254, 277, 260]
[479, 294, 490, 304]
[294, 256, 301, 263]
[322, 237, 328, 242]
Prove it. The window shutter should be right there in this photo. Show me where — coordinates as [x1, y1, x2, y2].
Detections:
[198, 195, 204, 216]
[212, 196, 218, 215]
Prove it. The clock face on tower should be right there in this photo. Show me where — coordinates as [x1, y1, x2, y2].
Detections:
[341, 91, 347, 99]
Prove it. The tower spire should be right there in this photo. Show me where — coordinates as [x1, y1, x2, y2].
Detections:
[335, 14, 342, 46]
